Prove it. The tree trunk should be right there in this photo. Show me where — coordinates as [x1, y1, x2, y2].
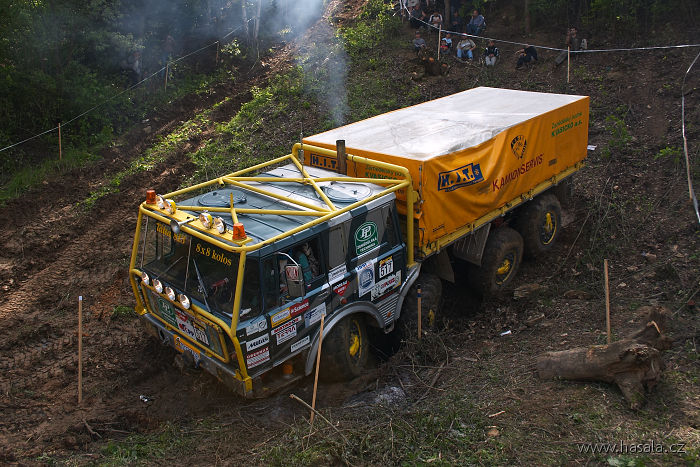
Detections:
[537, 306, 672, 409]
[524, 0, 530, 34]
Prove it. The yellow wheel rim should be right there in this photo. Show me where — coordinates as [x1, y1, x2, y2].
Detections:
[541, 211, 557, 245]
[496, 259, 511, 275]
[348, 322, 361, 357]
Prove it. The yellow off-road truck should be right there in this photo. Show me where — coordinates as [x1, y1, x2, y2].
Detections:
[129, 87, 589, 396]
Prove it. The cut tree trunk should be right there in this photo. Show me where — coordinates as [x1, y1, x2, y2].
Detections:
[537, 306, 672, 409]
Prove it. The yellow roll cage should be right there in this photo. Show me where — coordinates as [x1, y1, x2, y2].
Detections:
[128, 143, 416, 389]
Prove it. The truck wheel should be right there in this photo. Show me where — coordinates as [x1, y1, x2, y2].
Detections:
[320, 316, 368, 382]
[469, 227, 523, 296]
[400, 272, 442, 332]
[516, 193, 562, 258]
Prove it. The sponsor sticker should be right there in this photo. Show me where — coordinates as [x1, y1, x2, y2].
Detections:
[270, 308, 291, 326]
[271, 316, 302, 345]
[357, 260, 376, 297]
[246, 346, 270, 368]
[309, 152, 338, 170]
[246, 333, 269, 352]
[355, 221, 379, 255]
[378, 256, 394, 278]
[437, 163, 484, 192]
[305, 303, 326, 327]
[333, 280, 349, 296]
[245, 315, 268, 336]
[290, 335, 310, 353]
[371, 271, 402, 300]
[328, 264, 347, 284]
[289, 299, 310, 318]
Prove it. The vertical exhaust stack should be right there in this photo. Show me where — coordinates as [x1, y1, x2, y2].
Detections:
[336, 139, 347, 175]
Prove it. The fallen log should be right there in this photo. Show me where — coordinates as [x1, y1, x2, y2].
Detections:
[537, 306, 672, 409]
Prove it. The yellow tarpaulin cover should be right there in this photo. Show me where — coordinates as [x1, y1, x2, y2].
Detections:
[303, 87, 589, 247]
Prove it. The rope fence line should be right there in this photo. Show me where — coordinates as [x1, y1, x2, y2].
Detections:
[0, 17, 256, 154]
[404, 7, 700, 53]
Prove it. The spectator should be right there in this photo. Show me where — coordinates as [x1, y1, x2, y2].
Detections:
[126, 50, 142, 85]
[483, 39, 499, 66]
[450, 10, 465, 32]
[162, 34, 175, 66]
[413, 31, 427, 53]
[555, 27, 587, 66]
[410, 4, 427, 28]
[456, 34, 476, 61]
[429, 10, 443, 30]
[444, 33, 453, 48]
[466, 9, 485, 35]
[515, 44, 538, 69]
[440, 37, 450, 54]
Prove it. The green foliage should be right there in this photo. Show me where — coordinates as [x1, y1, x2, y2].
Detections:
[340, 0, 401, 57]
[602, 114, 632, 159]
[100, 422, 194, 465]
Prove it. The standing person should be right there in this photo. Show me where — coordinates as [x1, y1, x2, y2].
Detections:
[555, 27, 586, 66]
[162, 34, 175, 66]
[410, 4, 427, 28]
[466, 9, 485, 35]
[515, 44, 538, 69]
[456, 34, 476, 61]
[483, 40, 499, 66]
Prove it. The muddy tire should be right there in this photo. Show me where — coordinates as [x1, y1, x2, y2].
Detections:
[399, 272, 442, 332]
[516, 193, 562, 258]
[320, 316, 368, 382]
[469, 227, 523, 296]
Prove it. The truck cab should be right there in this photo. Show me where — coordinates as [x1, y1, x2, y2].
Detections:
[129, 147, 418, 396]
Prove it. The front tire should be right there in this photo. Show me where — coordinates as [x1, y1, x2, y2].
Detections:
[320, 316, 368, 382]
[469, 226, 523, 296]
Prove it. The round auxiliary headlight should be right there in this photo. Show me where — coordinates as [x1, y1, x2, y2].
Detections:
[165, 287, 176, 301]
[156, 195, 166, 209]
[140, 271, 150, 286]
[164, 199, 177, 215]
[213, 216, 226, 234]
[153, 279, 163, 293]
[178, 294, 191, 309]
[199, 211, 213, 229]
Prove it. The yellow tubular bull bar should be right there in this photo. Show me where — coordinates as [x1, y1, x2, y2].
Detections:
[128, 143, 416, 390]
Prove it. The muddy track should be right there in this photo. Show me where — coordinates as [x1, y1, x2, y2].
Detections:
[0, 66, 275, 459]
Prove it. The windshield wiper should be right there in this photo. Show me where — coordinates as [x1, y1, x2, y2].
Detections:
[192, 258, 214, 316]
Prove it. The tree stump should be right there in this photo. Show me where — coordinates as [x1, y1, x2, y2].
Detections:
[537, 306, 672, 409]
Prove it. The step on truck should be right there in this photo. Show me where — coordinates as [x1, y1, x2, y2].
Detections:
[129, 87, 589, 397]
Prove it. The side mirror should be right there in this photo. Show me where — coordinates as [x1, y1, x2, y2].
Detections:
[285, 265, 305, 298]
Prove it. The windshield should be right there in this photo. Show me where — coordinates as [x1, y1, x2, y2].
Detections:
[139, 219, 260, 316]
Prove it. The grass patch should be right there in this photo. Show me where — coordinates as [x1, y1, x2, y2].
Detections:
[0, 147, 100, 205]
[100, 422, 195, 465]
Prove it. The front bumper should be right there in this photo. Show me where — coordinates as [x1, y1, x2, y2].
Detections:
[139, 313, 251, 397]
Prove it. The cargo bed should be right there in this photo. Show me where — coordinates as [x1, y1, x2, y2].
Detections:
[303, 87, 589, 257]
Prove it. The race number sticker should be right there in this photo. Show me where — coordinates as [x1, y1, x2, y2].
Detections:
[290, 335, 310, 353]
[247, 347, 270, 368]
[371, 271, 402, 300]
[357, 259, 376, 297]
[246, 333, 270, 352]
[378, 256, 394, 278]
[271, 316, 302, 345]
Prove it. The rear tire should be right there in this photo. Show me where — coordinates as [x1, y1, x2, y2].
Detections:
[320, 316, 368, 382]
[469, 227, 523, 296]
[516, 193, 562, 258]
